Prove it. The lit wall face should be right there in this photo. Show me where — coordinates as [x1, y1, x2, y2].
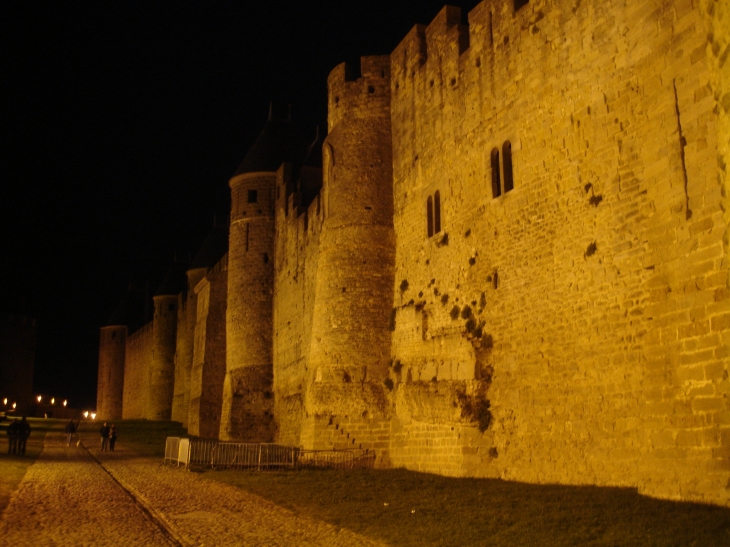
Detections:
[388, 0, 729, 503]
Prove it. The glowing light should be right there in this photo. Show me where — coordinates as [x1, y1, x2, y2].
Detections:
[2, 398, 6, 405]
[83, 411, 89, 418]
[12, 402, 17, 409]
[51, 398, 55, 405]
[91, 413, 97, 420]
[63, 400, 67, 407]
[37, 395, 42, 402]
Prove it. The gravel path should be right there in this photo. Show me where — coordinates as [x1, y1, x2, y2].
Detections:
[1, 433, 388, 547]
[0, 433, 175, 547]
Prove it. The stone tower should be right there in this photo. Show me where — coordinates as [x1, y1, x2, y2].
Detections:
[219, 114, 302, 441]
[96, 324, 126, 420]
[303, 56, 396, 462]
[96, 283, 147, 420]
[148, 264, 186, 420]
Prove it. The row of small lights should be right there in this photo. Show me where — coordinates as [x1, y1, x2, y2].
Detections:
[2, 396, 96, 419]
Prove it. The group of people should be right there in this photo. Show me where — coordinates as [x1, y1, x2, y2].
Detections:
[6, 417, 31, 455]
[5, 417, 120, 454]
[99, 422, 118, 451]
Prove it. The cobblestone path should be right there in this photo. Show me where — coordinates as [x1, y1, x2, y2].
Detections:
[1, 433, 388, 547]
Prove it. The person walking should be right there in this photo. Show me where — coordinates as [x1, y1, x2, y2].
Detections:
[7, 418, 19, 455]
[99, 422, 110, 451]
[17, 417, 31, 456]
[65, 419, 77, 447]
[109, 424, 118, 452]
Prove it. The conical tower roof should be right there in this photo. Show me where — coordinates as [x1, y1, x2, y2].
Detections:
[106, 283, 148, 331]
[232, 115, 303, 177]
[190, 224, 229, 270]
[154, 261, 189, 297]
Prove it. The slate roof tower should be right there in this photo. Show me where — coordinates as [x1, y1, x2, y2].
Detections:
[219, 112, 304, 441]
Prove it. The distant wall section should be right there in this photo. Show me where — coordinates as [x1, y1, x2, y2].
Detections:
[123, 322, 152, 419]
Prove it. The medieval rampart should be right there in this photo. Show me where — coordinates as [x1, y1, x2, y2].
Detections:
[99, 0, 729, 507]
[388, 0, 729, 504]
[97, 325, 126, 420]
[188, 255, 228, 438]
[273, 164, 325, 446]
[123, 321, 152, 419]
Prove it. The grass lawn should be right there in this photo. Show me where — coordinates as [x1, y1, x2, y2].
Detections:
[204, 467, 730, 547]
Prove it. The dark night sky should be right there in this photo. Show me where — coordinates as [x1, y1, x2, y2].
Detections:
[1, 1, 481, 409]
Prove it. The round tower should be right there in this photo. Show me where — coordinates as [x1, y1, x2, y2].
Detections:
[148, 264, 186, 420]
[306, 56, 395, 439]
[220, 115, 303, 441]
[96, 284, 148, 420]
[96, 325, 127, 420]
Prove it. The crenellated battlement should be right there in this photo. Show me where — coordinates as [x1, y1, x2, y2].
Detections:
[391, 1, 540, 97]
[327, 55, 391, 131]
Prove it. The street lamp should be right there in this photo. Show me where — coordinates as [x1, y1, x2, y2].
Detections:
[51, 398, 55, 405]
[63, 400, 67, 407]
[37, 395, 42, 403]
[2, 398, 6, 405]
[83, 411, 89, 418]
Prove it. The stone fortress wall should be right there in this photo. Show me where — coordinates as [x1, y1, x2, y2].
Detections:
[388, 0, 729, 504]
[98, 0, 730, 506]
[122, 322, 152, 419]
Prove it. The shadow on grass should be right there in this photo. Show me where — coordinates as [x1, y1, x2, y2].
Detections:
[204, 468, 730, 547]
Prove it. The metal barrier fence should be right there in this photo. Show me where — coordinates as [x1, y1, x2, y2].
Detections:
[164, 438, 376, 471]
[189, 440, 298, 470]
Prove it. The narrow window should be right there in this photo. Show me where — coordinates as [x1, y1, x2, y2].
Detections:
[503, 141, 514, 193]
[427, 196, 434, 237]
[434, 190, 441, 233]
[248, 189, 258, 203]
[491, 148, 502, 198]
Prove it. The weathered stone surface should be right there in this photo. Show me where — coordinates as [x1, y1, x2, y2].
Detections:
[97, 325, 126, 420]
[100, 0, 730, 507]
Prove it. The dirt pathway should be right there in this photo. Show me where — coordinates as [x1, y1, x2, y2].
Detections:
[1, 433, 388, 547]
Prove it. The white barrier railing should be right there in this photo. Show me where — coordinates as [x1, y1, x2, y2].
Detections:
[164, 437, 181, 465]
[164, 438, 376, 470]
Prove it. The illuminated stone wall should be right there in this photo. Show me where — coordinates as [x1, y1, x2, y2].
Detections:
[148, 295, 178, 420]
[96, 325, 126, 420]
[99, 0, 729, 507]
[272, 165, 324, 447]
[294, 56, 396, 464]
[188, 258, 228, 438]
[220, 172, 276, 441]
[122, 322, 152, 419]
[172, 268, 206, 427]
[387, 0, 729, 505]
